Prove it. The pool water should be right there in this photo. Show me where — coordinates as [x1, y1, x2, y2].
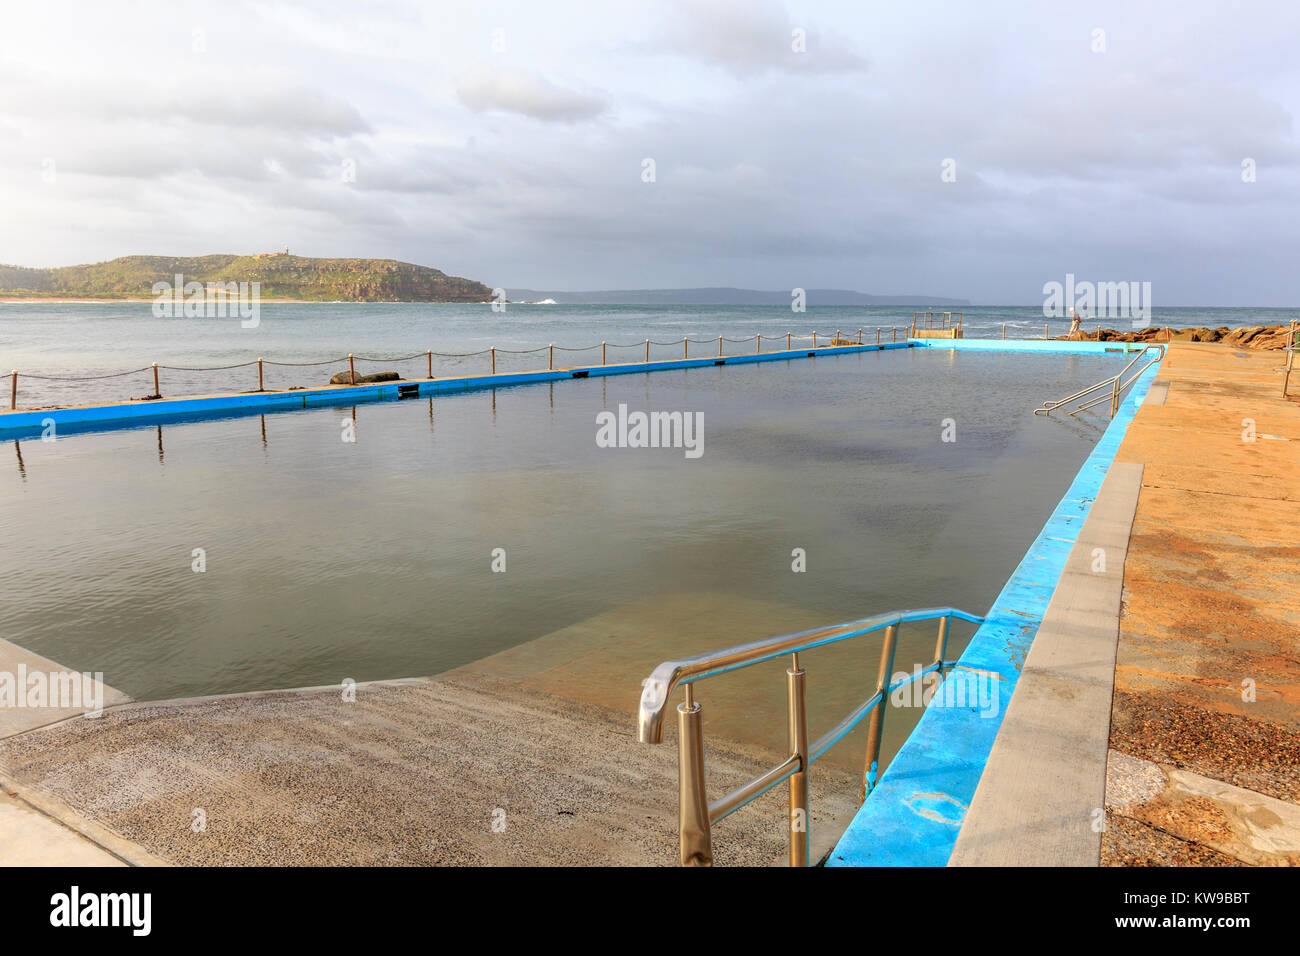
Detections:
[0, 348, 1116, 767]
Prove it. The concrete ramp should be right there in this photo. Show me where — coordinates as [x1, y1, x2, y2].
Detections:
[0, 674, 860, 866]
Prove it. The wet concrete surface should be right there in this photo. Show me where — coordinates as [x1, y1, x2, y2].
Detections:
[1104, 343, 1300, 865]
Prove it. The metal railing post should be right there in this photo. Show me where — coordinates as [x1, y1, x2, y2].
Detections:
[602, 341, 606, 366]
[152, 362, 160, 397]
[678, 685, 713, 867]
[812, 331, 817, 348]
[787, 655, 810, 867]
[683, 337, 688, 359]
[1282, 322, 1296, 398]
[491, 347, 496, 374]
[756, 333, 761, 354]
[10, 370, 17, 410]
[257, 358, 264, 391]
[876, 328, 881, 344]
[786, 331, 791, 350]
[348, 354, 355, 384]
[645, 339, 650, 362]
[933, 615, 950, 676]
[862, 622, 900, 801]
[549, 343, 554, 370]
[718, 335, 723, 356]
[427, 350, 433, 378]
[892, 327, 897, 343]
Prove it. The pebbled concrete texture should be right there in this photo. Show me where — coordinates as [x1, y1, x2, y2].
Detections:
[0, 675, 862, 866]
[1105, 749, 1300, 866]
[1103, 342, 1300, 865]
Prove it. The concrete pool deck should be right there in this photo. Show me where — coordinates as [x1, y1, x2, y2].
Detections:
[1101, 343, 1300, 865]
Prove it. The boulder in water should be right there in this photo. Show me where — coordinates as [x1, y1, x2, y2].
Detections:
[329, 370, 401, 385]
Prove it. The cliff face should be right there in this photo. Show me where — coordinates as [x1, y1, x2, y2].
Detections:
[0, 254, 493, 302]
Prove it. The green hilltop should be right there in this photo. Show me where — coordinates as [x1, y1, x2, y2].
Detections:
[0, 254, 492, 302]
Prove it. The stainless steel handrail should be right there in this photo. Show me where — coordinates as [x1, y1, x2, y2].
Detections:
[1071, 355, 1162, 415]
[1035, 344, 1164, 418]
[637, 606, 985, 866]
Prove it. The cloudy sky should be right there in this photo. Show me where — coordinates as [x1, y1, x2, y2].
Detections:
[1, 0, 1298, 303]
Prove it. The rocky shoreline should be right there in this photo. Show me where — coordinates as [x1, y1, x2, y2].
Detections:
[1066, 323, 1295, 349]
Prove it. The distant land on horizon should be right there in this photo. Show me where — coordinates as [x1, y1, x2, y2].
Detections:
[0, 254, 492, 302]
[0, 253, 971, 307]
[507, 287, 971, 306]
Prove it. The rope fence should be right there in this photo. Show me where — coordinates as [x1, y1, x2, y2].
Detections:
[7, 327, 910, 411]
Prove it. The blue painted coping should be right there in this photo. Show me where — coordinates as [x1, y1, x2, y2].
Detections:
[0, 342, 916, 438]
[827, 344, 1161, 867]
[923, 338, 1154, 355]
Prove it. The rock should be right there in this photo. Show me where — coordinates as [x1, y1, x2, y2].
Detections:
[1065, 323, 1296, 349]
[329, 370, 402, 385]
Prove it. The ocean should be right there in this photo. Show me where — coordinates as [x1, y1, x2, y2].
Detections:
[0, 302, 1291, 409]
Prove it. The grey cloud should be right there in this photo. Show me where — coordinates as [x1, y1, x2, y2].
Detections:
[456, 70, 607, 123]
[659, 0, 867, 76]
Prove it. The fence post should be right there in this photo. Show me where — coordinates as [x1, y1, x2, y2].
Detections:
[152, 362, 160, 397]
[1002, 323, 1006, 340]
[812, 331, 817, 348]
[602, 341, 606, 366]
[9, 370, 15, 410]
[1044, 324, 1049, 339]
[858, 328, 863, 344]
[717, 335, 722, 356]
[876, 328, 880, 344]
[645, 339, 650, 362]
[683, 337, 688, 359]
[892, 327, 896, 343]
[756, 333, 761, 354]
[491, 347, 496, 374]
[257, 358, 264, 391]
[427, 350, 432, 378]
[348, 354, 355, 384]
[835, 329, 841, 345]
[549, 343, 554, 370]
[786, 331, 791, 350]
